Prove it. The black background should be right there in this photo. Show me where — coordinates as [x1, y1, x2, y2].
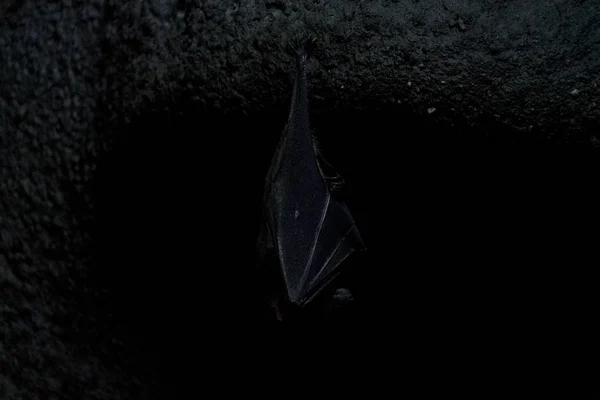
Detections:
[2, 0, 600, 398]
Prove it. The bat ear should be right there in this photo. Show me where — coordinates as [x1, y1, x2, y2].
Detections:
[332, 288, 354, 304]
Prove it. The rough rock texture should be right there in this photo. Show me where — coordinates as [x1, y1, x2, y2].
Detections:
[1, 0, 599, 398]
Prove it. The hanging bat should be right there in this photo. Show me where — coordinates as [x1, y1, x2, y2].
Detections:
[257, 38, 365, 316]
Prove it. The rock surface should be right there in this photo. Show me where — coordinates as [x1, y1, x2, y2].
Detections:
[1, 1, 599, 398]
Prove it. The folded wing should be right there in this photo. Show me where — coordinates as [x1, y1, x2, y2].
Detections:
[262, 43, 364, 305]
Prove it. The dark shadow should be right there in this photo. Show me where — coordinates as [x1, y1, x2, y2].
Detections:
[90, 102, 292, 393]
[88, 98, 599, 396]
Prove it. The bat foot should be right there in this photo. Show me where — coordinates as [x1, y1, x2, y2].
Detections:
[303, 34, 317, 57]
[286, 34, 318, 61]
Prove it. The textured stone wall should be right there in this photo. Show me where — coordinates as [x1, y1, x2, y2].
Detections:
[1, 1, 599, 398]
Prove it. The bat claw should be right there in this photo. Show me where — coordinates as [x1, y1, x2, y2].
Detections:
[303, 34, 318, 57]
[287, 34, 318, 61]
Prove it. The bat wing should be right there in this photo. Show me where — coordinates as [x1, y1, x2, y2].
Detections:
[262, 40, 365, 306]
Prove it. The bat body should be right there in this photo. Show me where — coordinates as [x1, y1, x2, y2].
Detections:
[257, 40, 365, 314]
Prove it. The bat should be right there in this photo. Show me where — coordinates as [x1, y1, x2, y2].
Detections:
[257, 38, 365, 316]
